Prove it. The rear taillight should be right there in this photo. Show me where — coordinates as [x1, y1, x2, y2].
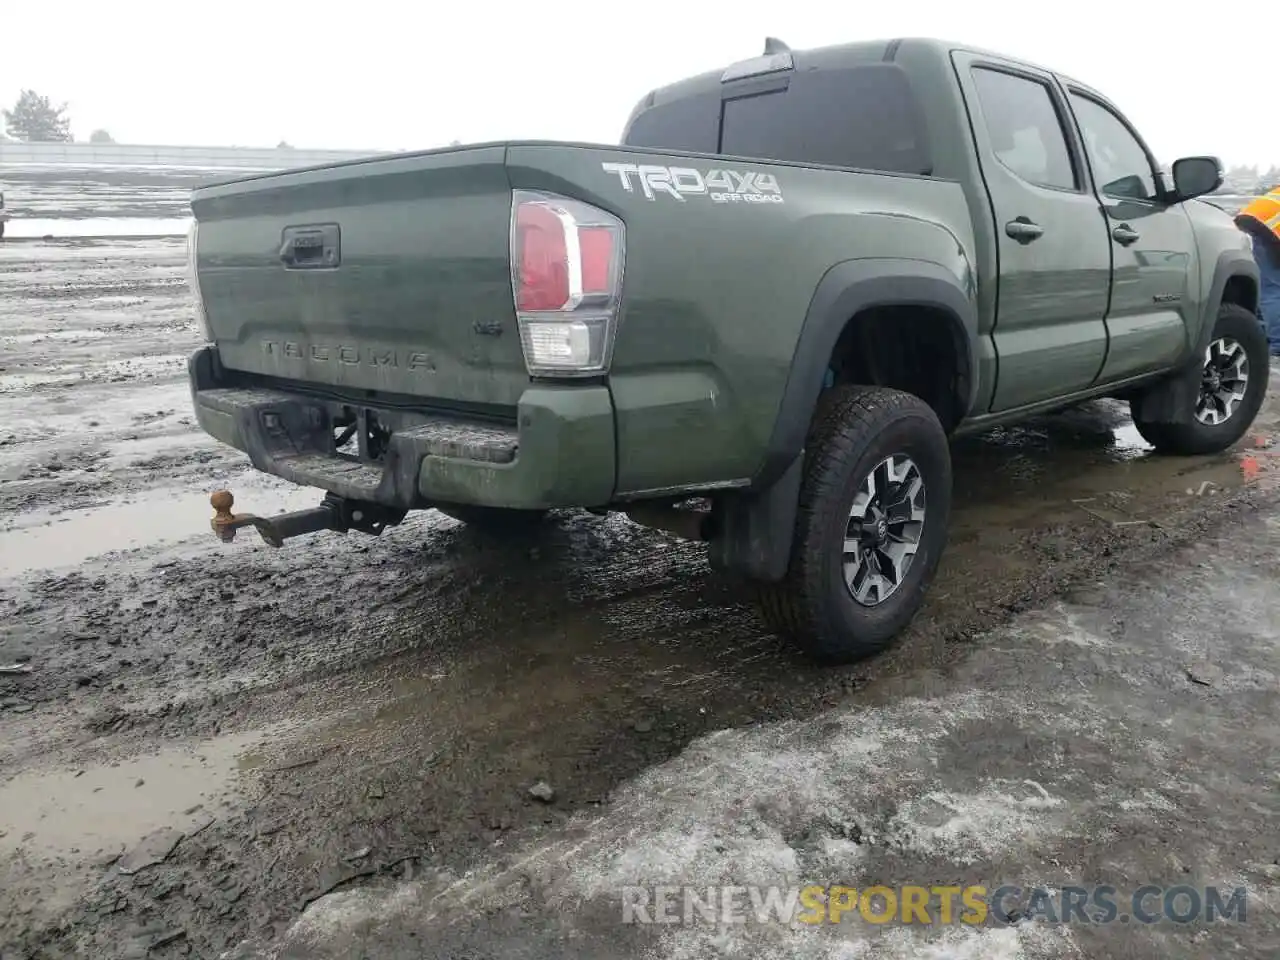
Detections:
[510, 190, 625, 377]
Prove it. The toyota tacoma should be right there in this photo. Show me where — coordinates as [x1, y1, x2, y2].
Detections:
[187, 37, 1267, 663]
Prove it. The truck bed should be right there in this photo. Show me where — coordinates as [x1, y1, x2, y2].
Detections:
[190, 140, 975, 494]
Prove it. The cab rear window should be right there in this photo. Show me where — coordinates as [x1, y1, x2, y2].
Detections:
[623, 63, 932, 176]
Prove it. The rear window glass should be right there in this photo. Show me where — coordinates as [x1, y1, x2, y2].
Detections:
[622, 92, 720, 155]
[721, 66, 931, 174]
[623, 64, 932, 176]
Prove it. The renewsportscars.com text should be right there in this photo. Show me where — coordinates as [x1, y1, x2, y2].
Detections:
[620, 884, 1248, 926]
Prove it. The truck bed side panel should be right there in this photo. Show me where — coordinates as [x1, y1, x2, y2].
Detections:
[506, 144, 977, 494]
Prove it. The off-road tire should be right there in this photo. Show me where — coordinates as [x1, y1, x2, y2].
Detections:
[754, 385, 952, 664]
[435, 504, 548, 533]
[1130, 303, 1269, 455]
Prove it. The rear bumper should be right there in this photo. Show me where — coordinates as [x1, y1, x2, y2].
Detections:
[188, 346, 616, 510]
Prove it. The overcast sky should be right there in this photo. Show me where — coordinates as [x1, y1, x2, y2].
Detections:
[2, 0, 1272, 167]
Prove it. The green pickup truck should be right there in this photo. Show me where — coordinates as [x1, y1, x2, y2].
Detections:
[188, 37, 1266, 663]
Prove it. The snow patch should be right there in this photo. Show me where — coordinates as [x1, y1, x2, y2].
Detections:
[887, 780, 1064, 864]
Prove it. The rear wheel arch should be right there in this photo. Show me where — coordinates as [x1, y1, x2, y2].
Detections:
[710, 261, 975, 585]
[753, 258, 978, 492]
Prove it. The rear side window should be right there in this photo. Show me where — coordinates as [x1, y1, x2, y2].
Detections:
[969, 68, 1078, 191]
[623, 92, 721, 155]
[721, 66, 932, 175]
[622, 64, 932, 176]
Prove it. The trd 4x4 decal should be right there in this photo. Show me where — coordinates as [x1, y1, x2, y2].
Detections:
[601, 162, 784, 204]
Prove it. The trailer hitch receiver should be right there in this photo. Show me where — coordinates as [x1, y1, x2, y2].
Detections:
[209, 490, 406, 548]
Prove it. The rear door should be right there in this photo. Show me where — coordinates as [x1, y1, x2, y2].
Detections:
[1064, 88, 1197, 382]
[952, 51, 1113, 412]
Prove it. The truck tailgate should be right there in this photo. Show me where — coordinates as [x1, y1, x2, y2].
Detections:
[191, 147, 527, 408]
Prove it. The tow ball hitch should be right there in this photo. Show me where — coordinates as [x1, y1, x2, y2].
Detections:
[209, 490, 406, 548]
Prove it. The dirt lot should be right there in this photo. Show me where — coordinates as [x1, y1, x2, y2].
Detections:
[2, 174, 1279, 959]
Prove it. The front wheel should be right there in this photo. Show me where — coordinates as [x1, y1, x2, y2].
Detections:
[754, 385, 952, 664]
[1129, 303, 1269, 455]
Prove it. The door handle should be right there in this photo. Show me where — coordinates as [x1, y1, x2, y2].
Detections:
[1112, 224, 1141, 246]
[277, 223, 340, 270]
[1005, 217, 1044, 243]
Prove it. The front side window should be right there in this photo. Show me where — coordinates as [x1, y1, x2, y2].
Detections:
[1068, 94, 1158, 201]
[970, 67, 1077, 191]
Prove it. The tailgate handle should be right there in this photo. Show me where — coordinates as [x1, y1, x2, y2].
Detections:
[279, 223, 340, 270]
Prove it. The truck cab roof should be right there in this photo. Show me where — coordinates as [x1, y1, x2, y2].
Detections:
[630, 37, 1072, 109]
[619, 36, 1117, 182]
[621, 37, 945, 176]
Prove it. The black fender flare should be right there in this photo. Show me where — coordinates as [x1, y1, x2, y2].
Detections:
[708, 258, 978, 582]
[754, 257, 979, 491]
[1199, 247, 1261, 352]
[1133, 247, 1261, 426]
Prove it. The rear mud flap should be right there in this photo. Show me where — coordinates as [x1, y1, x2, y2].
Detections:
[707, 454, 804, 582]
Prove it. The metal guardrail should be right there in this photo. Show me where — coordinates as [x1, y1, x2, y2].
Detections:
[0, 141, 384, 170]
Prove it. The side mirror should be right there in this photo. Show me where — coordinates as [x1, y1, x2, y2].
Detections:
[1169, 156, 1223, 203]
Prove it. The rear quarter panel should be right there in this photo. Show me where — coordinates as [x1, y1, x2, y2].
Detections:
[506, 144, 976, 494]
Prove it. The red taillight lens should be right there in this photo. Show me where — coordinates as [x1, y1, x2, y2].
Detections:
[512, 196, 621, 312]
[515, 202, 570, 312]
[578, 226, 614, 296]
[509, 191, 625, 377]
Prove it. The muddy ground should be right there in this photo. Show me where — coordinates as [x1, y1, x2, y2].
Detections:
[1, 173, 1279, 959]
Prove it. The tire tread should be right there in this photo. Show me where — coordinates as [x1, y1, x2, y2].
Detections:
[754, 385, 950, 663]
[1131, 303, 1269, 456]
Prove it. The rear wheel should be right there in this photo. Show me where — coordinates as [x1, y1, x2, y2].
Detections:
[754, 385, 952, 664]
[0, 221, 6, 239]
[435, 504, 548, 533]
[1130, 303, 1269, 455]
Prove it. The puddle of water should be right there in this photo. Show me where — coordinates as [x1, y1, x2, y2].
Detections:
[0, 382, 195, 448]
[5, 217, 191, 239]
[1, 329, 111, 345]
[0, 729, 269, 856]
[1108, 420, 1154, 458]
[0, 482, 323, 577]
[0, 236, 184, 264]
[949, 400, 1279, 532]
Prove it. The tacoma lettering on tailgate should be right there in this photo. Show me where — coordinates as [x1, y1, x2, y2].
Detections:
[601, 162, 783, 204]
[263, 340, 436, 372]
